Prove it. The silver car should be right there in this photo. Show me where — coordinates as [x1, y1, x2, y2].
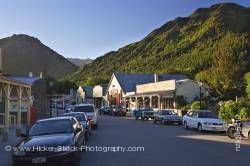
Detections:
[154, 109, 182, 125]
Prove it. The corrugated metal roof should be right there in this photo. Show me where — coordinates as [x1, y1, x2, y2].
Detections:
[114, 72, 188, 93]
[0, 75, 30, 87]
[8, 76, 41, 85]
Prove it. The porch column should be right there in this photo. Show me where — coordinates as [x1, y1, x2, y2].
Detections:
[128, 98, 131, 109]
[135, 97, 138, 109]
[142, 96, 145, 108]
[3, 83, 11, 140]
[149, 96, 152, 108]
[17, 86, 23, 129]
[157, 95, 160, 110]
[26, 88, 31, 127]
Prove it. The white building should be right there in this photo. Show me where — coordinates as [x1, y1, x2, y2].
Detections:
[106, 72, 207, 111]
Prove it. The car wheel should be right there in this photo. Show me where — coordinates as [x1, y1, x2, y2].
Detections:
[248, 131, 250, 143]
[184, 121, 188, 129]
[198, 123, 203, 133]
[153, 119, 157, 123]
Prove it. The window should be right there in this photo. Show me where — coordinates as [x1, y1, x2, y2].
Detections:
[192, 112, 198, 118]
[187, 111, 193, 117]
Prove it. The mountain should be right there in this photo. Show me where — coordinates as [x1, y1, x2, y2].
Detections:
[67, 2, 250, 87]
[67, 58, 92, 67]
[0, 34, 78, 79]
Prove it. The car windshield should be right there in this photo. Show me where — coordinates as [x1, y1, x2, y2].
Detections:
[29, 120, 73, 136]
[61, 114, 86, 122]
[198, 112, 218, 119]
[162, 110, 176, 115]
[74, 106, 94, 112]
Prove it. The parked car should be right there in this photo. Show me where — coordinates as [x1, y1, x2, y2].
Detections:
[99, 106, 112, 115]
[134, 108, 154, 120]
[183, 110, 227, 132]
[13, 117, 86, 166]
[154, 109, 182, 125]
[227, 117, 250, 141]
[60, 112, 91, 140]
[73, 104, 98, 129]
[111, 105, 126, 116]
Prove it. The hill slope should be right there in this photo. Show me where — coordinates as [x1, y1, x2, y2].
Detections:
[67, 58, 92, 67]
[67, 3, 250, 86]
[0, 34, 78, 79]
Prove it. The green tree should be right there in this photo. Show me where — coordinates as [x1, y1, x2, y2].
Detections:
[199, 33, 248, 98]
[244, 72, 250, 98]
[191, 101, 208, 110]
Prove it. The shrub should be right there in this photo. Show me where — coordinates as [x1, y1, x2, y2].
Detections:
[239, 107, 250, 120]
[219, 100, 249, 122]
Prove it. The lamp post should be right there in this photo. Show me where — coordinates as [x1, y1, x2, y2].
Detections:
[198, 81, 203, 110]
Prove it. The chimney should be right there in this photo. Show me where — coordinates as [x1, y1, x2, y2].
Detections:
[154, 73, 158, 83]
[0, 48, 2, 74]
[29, 72, 33, 77]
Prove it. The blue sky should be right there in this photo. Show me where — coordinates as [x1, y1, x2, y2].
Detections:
[0, 0, 249, 59]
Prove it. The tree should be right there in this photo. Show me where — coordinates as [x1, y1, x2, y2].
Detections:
[191, 101, 208, 110]
[198, 32, 249, 99]
[244, 72, 250, 98]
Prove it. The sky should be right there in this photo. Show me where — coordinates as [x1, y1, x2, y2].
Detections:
[0, 0, 249, 59]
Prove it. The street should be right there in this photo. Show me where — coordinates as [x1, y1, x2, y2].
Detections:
[80, 115, 250, 166]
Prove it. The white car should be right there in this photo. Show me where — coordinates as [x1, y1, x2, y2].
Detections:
[73, 104, 98, 129]
[183, 110, 227, 132]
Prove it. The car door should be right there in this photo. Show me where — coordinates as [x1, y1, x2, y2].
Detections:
[185, 111, 193, 127]
[191, 111, 198, 128]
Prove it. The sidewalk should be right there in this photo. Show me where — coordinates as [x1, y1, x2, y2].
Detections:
[0, 128, 22, 166]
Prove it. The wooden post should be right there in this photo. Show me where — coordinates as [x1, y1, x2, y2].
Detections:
[149, 96, 152, 109]
[135, 97, 138, 109]
[26, 88, 31, 127]
[158, 95, 160, 110]
[17, 86, 23, 129]
[3, 83, 11, 140]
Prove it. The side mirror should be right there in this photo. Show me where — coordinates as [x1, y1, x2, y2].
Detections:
[75, 128, 82, 134]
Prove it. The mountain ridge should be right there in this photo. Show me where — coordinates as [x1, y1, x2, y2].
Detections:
[66, 2, 250, 87]
[0, 34, 78, 79]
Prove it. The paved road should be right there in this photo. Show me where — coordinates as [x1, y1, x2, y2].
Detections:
[80, 115, 250, 166]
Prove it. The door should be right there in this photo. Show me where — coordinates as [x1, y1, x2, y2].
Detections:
[190, 111, 198, 128]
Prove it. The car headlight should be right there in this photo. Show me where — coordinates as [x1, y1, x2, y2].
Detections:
[14, 150, 26, 156]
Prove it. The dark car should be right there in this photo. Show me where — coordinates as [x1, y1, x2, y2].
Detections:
[12, 117, 86, 166]
[60, 112, 91, 140]
[111, 105, 126, 116]
[99, 106, 112, 115]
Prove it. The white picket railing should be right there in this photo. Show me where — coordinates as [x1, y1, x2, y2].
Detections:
[0, 113, 17, 128]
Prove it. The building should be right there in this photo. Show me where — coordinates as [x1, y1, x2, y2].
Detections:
[0, 74, 32, 139]
[76, 85, 108, 108]
[106, 72, 207, 111]
[93, 84, 108, 108]
[9, 74, 48, 120]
